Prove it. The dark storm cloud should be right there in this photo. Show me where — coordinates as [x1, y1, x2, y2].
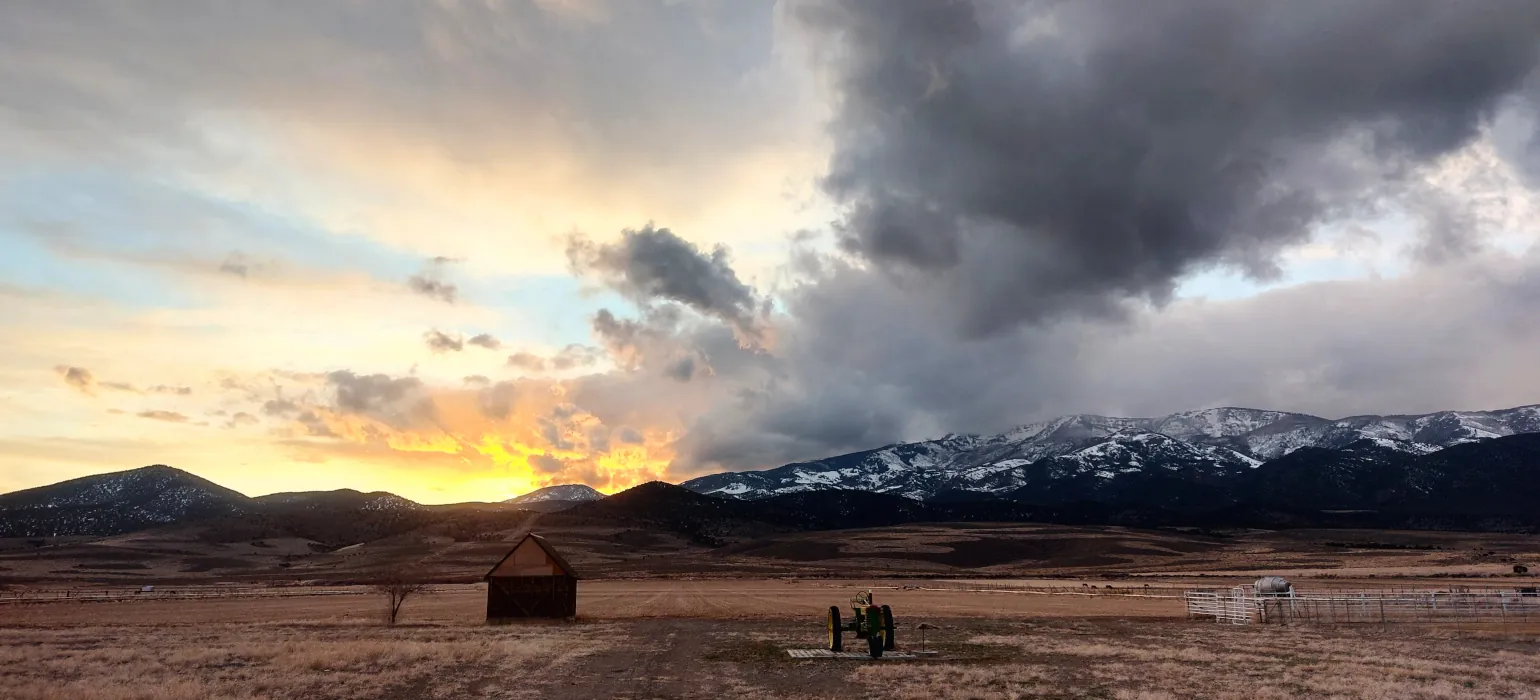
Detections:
[505, 345, 602, 374]
[262, 398, 300, 417]
[616, 427, 645, 445]
[54, 366, 149, 395]
[406, 275, 458, 303]
[669, 247, 1540, 475]
[477, 381, 517, 420]
[296, 410, 337, 437]
[224, 412, 259, 429]
[218, 258, 249, 277]
[325, 370, 434, 428]
[506, 353, 548, 372]
[538, 417, 576, 451]
[588, 307, 692, 370]
[591, 309, 650, 352]
[55, 366, 96, 394]
[664, 356, 697, 382]
[0, 2, 802, 250]
[467, 333, 501, 350]
[423, 329, 464, 353]
[568, 225, 764, 336]
[551, 344, 604, 371]
[217, 251, 261, 280]
[789, 0, 1540, 335]
[587, 424, 611, 453]
[530, 454, 566, 474]
[327, 371, 421, 411]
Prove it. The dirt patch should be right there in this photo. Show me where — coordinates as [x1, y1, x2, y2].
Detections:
[180, 557, 259, 572]
[71, 562, 149, 570]
[724, 540, 847, 562]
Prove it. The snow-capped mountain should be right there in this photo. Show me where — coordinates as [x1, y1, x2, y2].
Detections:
[0, 464, 254, 537]
[255, 489, 423, 512]
[506, 484, 604, 505]
[0, 466, 431, 540]
[681, 404, 1540, 501]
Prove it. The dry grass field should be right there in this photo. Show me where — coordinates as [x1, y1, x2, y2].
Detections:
[4, 579, 1538, 699]
[1, 580, 1181, 625]
[5, 523, 1538, 698]
[4, 524, 1537, 587]
[4, 611, 1537, 699]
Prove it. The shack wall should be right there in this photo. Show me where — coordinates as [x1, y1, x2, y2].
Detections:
[486, 575, 578, 620]
[488, 537, 563, 577]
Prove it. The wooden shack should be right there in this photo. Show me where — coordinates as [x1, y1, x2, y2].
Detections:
[484, 533, 578, 621]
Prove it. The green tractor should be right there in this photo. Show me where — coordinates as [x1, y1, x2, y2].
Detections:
[826, 590, 896, 658]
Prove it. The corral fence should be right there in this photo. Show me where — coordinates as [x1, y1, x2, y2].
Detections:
[0, 585, 455, 605]
[1187, 585, 1540, 626]
[1184, 586, 1259, 624]
[922, 581, 1188, 599]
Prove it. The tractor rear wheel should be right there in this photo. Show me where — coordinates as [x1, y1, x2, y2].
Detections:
[827, 606, 843, 652]
[881, 605, 895, 651]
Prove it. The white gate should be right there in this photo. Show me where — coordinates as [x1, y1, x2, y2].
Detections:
[1185, 586, 1258, 624]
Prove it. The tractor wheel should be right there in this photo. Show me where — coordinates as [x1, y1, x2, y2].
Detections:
[881, 605, 896, 651]
[827, 606, 843, 652]
[867, 630, 884, 658]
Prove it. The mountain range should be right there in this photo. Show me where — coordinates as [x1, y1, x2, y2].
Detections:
[2, 403, 1538, 542]
[502, 484, 604, 512]
[681, 405, 1540, 502]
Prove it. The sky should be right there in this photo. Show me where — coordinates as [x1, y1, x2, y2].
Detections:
[3, 0, 1540, 504]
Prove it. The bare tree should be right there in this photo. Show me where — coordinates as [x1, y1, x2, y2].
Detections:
[1516, 564, 1530, 575]
[374, 576, 426, 625]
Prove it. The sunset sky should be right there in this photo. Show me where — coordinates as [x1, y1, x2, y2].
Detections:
[4, 1, 1540, 504]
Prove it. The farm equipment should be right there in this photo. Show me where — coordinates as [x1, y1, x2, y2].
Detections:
[826, 590, 896, 658]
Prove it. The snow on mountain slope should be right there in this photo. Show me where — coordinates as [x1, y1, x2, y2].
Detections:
[1048, 432, 1262, 477]
[0, 465, 255, 537]
[506, 484, 604, 505]
[1237, 405, 1540, 459]
[1151, 408, 1307, 440]
[255, 489, 422, 512]
[682, 434, 981, 501]
[681, 404, 1540, 501]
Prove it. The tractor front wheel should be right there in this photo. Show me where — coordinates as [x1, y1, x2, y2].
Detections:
[827, 606, 843, 652]
[866, 605, 885, 658]
[867, 631, 883, 658]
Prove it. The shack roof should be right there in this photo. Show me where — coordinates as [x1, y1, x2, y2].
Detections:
[483, 533, 579, 580]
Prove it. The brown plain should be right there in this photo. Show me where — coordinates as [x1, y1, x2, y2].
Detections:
[6, 523, 1540, 586]
[4, 523, 1539, 698]
[4, 587, 1539, 700]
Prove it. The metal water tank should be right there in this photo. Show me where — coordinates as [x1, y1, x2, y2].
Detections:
[1253, 576, 1292, 594]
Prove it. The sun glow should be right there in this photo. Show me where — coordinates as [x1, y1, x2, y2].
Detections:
[271, 381, 678, 503]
